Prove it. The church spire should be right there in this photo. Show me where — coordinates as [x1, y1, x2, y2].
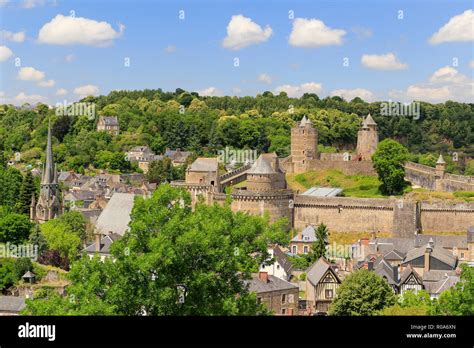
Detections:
[42, 119, 55, 185]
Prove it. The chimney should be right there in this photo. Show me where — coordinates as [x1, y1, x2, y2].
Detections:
[95, 233, 102, 252]
[367, 261, 374, 271]
[258, 271, 269, 283]
[424, 240, 433, 273]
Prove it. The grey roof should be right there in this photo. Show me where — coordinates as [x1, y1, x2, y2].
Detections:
[384, 249, 406, 261]
[100, 116, 119, 125]
[247, 155, 275, 174]
[83, 233, 122, 254]
[291, 225, 317, 243]
[188, 158, 218, 172]
[436, 154, 446, 165]
[306, 257, 341, 286]
[301, 187, 343, 197]
[22, 271, 35, 279]
[247, 274, 298, 293]
[422, 270, 457, 282]
[299, 115, 312, 127]
[95, 193, 136, 236]
[362, 113, 377, 127]
[273, 246, 293, 275]
[369, 238, 415, 255]
[0, 296, 26, 312]
[165, 149, 192, 162]
[399, 265, 422, 285]
[424, 275, 459, 295]
[414, 235, 467, 249]
[403, 244, 457, 269]
[373, 255, 398, 285]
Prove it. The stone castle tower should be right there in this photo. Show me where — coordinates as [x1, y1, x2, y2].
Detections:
[290, 116, 318, 173]
[31, 121, 62, 223]
[356, 114, 378, 161]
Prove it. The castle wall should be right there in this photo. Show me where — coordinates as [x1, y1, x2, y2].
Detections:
[306, 159, 376, 175]
[405, 162, 474, 192]
[293, 196, 395, 233]
[420, 202, 474, 233]
[356, 128, 378, 160]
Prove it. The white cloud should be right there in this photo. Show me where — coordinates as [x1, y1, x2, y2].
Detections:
[56, 88, 68, 96]
[0, 45, 13, 61]
[274, 82, 322, 97]
[222, 15, 272, 50]
[0, 30, 26, 42]
[330, 88, 375, 102]
[257, 73, 273, 84]
[14, 92, 46, 105]
[164, 45, 176, 53]
[361, 53, 408, 70]
[38, 79, 55, 87]
[74, 84, 100, 98]
[0, 0, 9, 7]
[198, 87, 222, 97]
[38, 14, 125, 47]
[429, 9, 474, 44]
[65, 54, 75, 62]
[470, 60, 474, 69]
[18, 66, 45, 81]
[389, 66, 473, 103]
[289, 18, 346, 48]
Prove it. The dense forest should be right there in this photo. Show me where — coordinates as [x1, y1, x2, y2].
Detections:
[0, 88, 473, 174]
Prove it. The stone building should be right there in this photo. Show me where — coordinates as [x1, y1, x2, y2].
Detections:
[31, 121, 62, 223]
[289, 115, 318, 173]
[97, 116, 119, 135]
[247, 272, 299, 315]
[356, 113, 379, 161]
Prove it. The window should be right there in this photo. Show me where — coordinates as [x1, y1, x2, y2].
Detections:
[281, 294, 287, 304]
[277, 265, 280, 270]
[281, 308, 286, 315]
[460, 252, 465, 259]
[325, 289, 333, 299]
[303, 246, 309, 254]
[257, 297, 262, 304]
[292, 245, 297, 254]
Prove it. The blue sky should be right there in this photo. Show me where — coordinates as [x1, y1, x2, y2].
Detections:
[0, 0, 473, 105]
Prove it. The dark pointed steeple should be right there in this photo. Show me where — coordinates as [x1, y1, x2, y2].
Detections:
[42, 120, 55, 185]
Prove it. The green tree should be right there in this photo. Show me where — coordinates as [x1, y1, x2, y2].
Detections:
[379, 290, 432, 316]
[0, 212, 33, 244]
[146, 157, 175, 184]
[17, 170, 36, 215]
[329, 269, 395, 315]
[0, 258, 17, 292]
[431, 264, 474, 315]
[13, 257, 33, 280]
[25, 184, 287, 315]
[310, 223, 329, 260]
[372, 139, 409, 195]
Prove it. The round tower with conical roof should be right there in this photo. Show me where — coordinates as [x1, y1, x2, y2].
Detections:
[356, 114, 379, 161]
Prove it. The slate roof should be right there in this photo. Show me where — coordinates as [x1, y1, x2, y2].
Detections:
[414, 235, 467, 249]
[95, 193, 136, 236]
[301, 187, 343, 197]
[369, 238, 415, 255]
[99, 116, 119, 125]
[247, 155, 275, 174]
[188, 157, 218, 172]
[403, 244, 457, 269]
[399, 265, 422, 285]
[362, 113, 377, 127]
[373, 255, 398, 285]
[0, 296, 26, 312]
[83, 233, 122, 254]
[273, 246, 293, 275]
[422, 270, 457, 282]
[247, 274, 298, 293]
[306, 257, 341, 286]
[384, 249, 406, 261]
[436, 154, 446, 165]
[291, 225, 317, 243]
[424, 275, 459, 295]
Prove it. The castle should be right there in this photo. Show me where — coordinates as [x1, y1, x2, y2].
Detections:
[30, 121, 63, 223]
[172, 115, 474, 237]
[281, 114, 377, 175]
